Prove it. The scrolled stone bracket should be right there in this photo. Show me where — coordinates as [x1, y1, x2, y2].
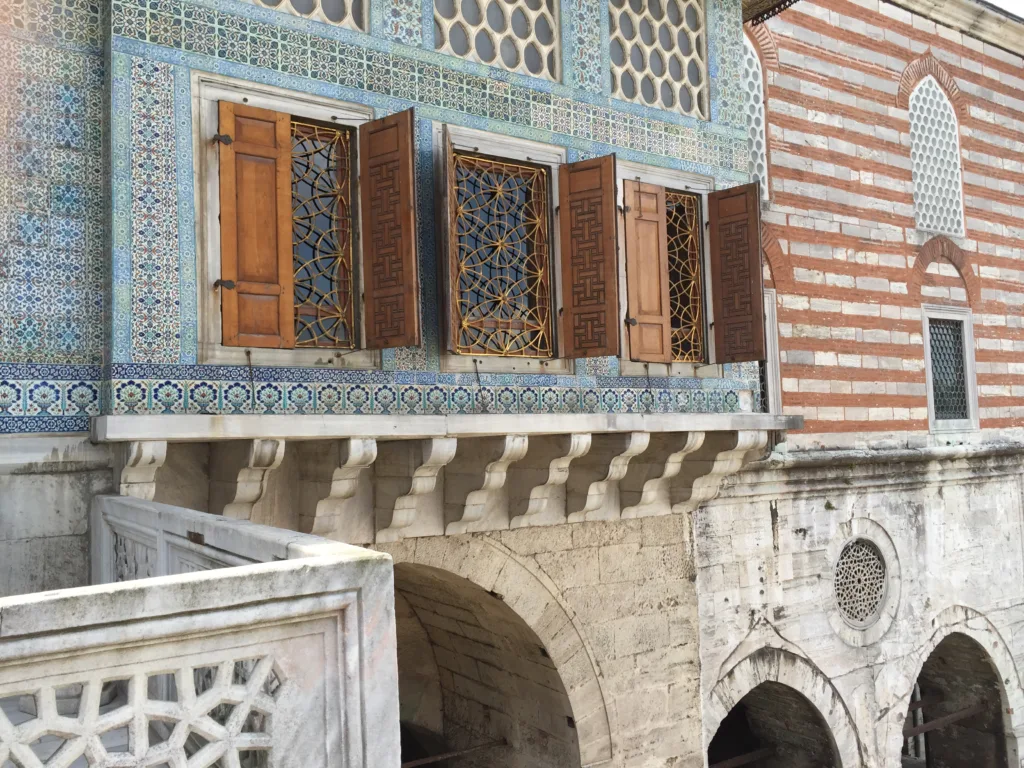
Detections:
[118, 440, 169, 501]
[510, 432, 592, 529]
[376, 438, 458, 543]
[222, 439, 287, 520]
[305, 438, 378, 539]
[568, 431, 651, 523]
[447, 435, 530, 534]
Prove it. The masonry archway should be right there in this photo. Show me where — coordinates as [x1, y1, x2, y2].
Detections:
[381, 536, 613, 767]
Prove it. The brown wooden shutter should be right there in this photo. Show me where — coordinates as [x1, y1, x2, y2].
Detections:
[558, 154, 620, 358]
[623, 180, 672, 363]
[218, 101, 295, 348]
[359, 108, 421, 349]
[708, 182, 765, 363]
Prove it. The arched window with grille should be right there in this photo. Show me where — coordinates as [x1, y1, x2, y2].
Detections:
[909, 76, 965, 237]
[742, 36, 768, 200]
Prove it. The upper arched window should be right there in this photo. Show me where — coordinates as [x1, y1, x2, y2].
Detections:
[742, 36, 768, 200]
[909, 76, 964, 237]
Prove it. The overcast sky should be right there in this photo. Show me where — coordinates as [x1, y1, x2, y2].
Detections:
[987, 0, 1024, 19]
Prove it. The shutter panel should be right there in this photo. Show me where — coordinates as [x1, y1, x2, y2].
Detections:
[708, 182, 765, 363]
[558, 154, 620, 358]
[359, 108, 421, 349]
[441, 126, 458, 354]
[623, 180, 672, 363]
[218, 102, 294, 348]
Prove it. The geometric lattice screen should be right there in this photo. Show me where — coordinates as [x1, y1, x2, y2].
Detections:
[834, 538, 887, 628]
[434, 0, 560, 81]
[249, 0, 365, 31]
[909, 77, 964, 237]
[609, 0, 708, 118]
[742, 37, 768, 200]
[928, 318, 969, 421]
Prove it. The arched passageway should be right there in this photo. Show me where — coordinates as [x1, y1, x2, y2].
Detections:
[707, 681, 840, 768]
[393, 562, 581, 768]
[901, 633, 1011, 768]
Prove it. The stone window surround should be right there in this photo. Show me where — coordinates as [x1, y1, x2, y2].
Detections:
[741, 34, 769, 202]
[432, 121, 573, 375]
[921, 303, 979, 434]
[192, 71, 381, 370]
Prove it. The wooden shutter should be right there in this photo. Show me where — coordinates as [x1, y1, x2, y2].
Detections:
[623, 180, 672, 363]
[558, 155, 620, 358]
[218, 102, 294, 348]
[359, 108, 421, 349]
[708, 182, 765, 363]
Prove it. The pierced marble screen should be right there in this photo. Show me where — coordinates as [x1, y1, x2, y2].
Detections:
[834, 539, 886, 628]
[609, 0, 708, 119]
[742, 37, 768, 200]
[909, 77, 964, 237]
[247, 0, 366, 31]
[434, 0, 560, 81]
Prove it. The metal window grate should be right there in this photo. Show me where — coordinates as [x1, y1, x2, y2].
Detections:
[928, 318, 968, 421]
[834, 539, 887, 628]
[450, 151, 553, 357]
[665, 189, 705, 362]
[291, 119, 356, 349]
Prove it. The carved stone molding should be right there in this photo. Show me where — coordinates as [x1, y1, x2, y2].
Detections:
[622, 432, 706, 518]
[673, 430, 768, 515]
[567, 431, 651, 523]
[376, 438, 458, 543]
[117, 440, 168, 501]
[222, 439, 287, 520]
[302, 438, 378, 542]
[510, 433, 592, 529]
[446, 435, 530, 534]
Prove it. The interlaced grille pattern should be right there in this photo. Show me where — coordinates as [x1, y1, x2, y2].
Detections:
[248, 0, 365, 31]
[666, 190, 705, 362]
[909, 77, 964, 236]
[928, 318, 969, 421]
[434, 0, 560, 81]
[742, 37, 768, 200]
[292, 120, 355, 349]
[834, 539, 887, 627]
[0, 657, 284, 767]
[450, 152, 552, 357]
[609, 0, 708, 118]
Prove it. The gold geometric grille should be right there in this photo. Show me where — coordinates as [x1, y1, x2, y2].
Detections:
[291, 119, 355, 348]
[666, 189, 705, 362]
[450, 151, 553, 357]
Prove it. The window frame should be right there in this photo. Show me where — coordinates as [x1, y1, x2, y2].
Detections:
[921, 303, 978, 433]
[762, 287, 782, 415]
[192, 72, 380, 369]
[433, 122, 572, 374]
[908, 76, 966, 239]
[615, 159, 716, 376]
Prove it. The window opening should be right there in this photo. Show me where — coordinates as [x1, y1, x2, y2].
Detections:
[450, 151, 553, 357]
[928, 318, 968, 421]
[665, 188, 705, 362]
[291, 118, 357, 349]
[909, 77, 964, 237]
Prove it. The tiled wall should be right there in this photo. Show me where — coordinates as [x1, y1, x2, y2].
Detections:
[2, 0, 759, 431]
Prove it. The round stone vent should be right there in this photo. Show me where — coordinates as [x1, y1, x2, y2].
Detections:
[834, 539, 887, 628]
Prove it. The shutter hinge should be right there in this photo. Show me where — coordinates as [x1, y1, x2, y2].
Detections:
[622, 205, 631, 213]
[625, 316, 638, 327]
[214, 279, 236, 290]
[213, 133, 234, 145]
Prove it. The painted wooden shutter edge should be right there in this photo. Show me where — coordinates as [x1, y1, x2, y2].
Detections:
[360, 108, 421, 350]
[623, 179, 672, 363]
[709, 182, 765, 364]
[558, 154, 620, 359]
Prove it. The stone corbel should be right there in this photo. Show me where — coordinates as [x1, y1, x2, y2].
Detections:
[672, 430, 768, 515]
[302, 438, 378, 542]
[509, 433, 592, 529]
[222, 439, 287, 520]
[376, 438, 458, 543]
[567, 431, 651, 523]
[446, 435, 530, 535]
[622, 432, 706, 519]
[117, 440, 169, 501]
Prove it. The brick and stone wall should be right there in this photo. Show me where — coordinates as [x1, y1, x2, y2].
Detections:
[757, 0, 1024, 434]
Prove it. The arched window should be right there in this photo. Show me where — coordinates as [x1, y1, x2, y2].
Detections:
[742, 36, 768, 200]
[909, 76, 965, 237]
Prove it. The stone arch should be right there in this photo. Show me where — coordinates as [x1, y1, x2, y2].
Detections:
[897, 53, 968, 119]
[878, 606, 1024, 765]
[706, 646, 865, 767]
[909, 235, 982, 307]
[744, 21, 779, 72]
[380, 535, 614, 767]
[761, 222, 794, 292]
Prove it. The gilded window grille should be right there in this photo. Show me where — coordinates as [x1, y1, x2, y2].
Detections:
[665, 189, 705, 362]
[449, 151, 553, 357]
[291, 119, 356, 348]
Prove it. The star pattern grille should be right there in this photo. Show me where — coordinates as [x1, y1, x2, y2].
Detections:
[665, 189, 705, 362]
[834, 539, 887, 627]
